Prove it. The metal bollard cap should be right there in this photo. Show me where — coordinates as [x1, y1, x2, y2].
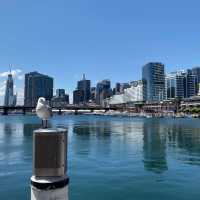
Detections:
[33, 128, 67, 177]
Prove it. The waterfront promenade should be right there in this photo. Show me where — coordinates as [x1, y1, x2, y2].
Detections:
[0, 105, 114, 115]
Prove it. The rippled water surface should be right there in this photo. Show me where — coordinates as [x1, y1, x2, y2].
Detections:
[0, 115, 200, 200]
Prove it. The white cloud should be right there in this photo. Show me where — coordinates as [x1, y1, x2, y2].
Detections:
[0, 81, 6, 96]
[16, 88, 24, 105]
[0, 69, 23, 80]
[17, 75, 24, 80]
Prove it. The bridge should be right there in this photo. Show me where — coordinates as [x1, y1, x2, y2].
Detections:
[0, 105, 118, 115]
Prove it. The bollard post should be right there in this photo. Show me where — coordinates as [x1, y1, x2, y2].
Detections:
[30, 128, 69, 200]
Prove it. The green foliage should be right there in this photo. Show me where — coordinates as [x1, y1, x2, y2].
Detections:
[183, 106, 200, 114]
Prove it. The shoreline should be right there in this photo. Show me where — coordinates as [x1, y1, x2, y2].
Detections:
[0, 110, 199, 119]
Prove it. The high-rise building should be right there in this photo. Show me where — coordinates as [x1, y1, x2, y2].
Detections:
[192, 67, 200, 95]
[24, 71, 53, 107]
[186, 69, 197, 98]
[56, 89, 65, 97]
[192, 67, 200, 83]
[176, 71, 186, 98]
[142, 62, 165, 102]
[96, 79, 112, 105]
[113, 82, 130, 95]
[4, 71, 17, 106]
[165, 72, 177, 99]
[165, 70, 197, 100]
[51, 89, 69, 107]
[90, 87, 96, 102]
[77, 74, 91, 103]
[73, 89, 84, 104]
[119, 83, 130, 93]
[165, 71, 186, 99]
[115, 83, 121, 94]
[72, 74, 91, 105]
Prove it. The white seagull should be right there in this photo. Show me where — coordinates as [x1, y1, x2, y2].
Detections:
[36, 97, 52, 128]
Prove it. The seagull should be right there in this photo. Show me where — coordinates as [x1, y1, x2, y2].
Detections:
[36, 97, 52, 128]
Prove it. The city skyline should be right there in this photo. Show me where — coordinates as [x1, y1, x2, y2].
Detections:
[0, 0, 200, 104]
[1, 63, 200, 105]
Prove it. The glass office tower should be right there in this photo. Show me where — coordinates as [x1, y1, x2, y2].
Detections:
[142, 62, 165, 102]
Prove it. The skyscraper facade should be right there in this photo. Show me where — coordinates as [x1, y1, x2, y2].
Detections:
[72, 74, 91, 104]
[119, 83, 130, 93]
[142, 62, 165, 102]
[165, 70, 197, 100]
[114, 83, 121, 95]
[113, 82, 130, 95]
[192, 67, 200, 84]
[24, 71, 53, 107]
[192, 67, 200, 95]
[56, 89, 65, 97]
[51, 89, 69, 107]
[4, 72, 17, 106]
[165, 71, 186, 99]
[90, 87, 96, 102]
[165, 72, 176, 99]
[77, 74, 91, 103]
[96, 79, 112, 105]
[186, 69, 197, 98]
[176, 71, 186, 98]
[73, 89, 84, 104]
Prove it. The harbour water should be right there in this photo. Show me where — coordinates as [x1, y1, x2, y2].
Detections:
[0, 115, 200, 200]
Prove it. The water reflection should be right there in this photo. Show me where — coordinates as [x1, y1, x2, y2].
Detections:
[166, 122, 200, 165]
[143, 119, 168, 173]
[72, 120, 113, 156]
[73, 120, 112, 137]
[23, 124, 40, 137]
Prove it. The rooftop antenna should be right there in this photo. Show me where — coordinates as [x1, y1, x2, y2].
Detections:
[9, 64, 12, 75]
[83, 73, 86, 80]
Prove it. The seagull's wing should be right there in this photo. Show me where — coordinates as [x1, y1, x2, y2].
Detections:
[36, 102, 43, 111]
[36, 99, 52, 120]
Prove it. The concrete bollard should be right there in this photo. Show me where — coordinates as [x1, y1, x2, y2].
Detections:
[31, 128, 69, 200]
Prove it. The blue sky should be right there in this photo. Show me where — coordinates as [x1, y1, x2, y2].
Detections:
[0, 0, 200, 104]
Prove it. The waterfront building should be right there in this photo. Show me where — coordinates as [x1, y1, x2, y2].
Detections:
[77, 74, 91, 103]
[105, 80, 144, 106]
[165, 71, 186, 99]
[90, 87, 96, 102]
[96, 79, 112, 105]
[4, 71, 17, 106]
[73, 89, 84, 104]
[56, 89, 65, 97]
[176, 71, 187, 98]
[24, 71, 53, 107]
[103, 94, 125, 107]
[51, 89, 69, 107]
[128, 80, 144, 101]
[192, 67, 200, 95]
[142, 62, 165, 102]
[165, 70, 197, 100]
[192, 67, 200, 84]
[165, 72, 176, 99]
[114, 82, 121, 94]
[119, 83, 130, 93]
[186, 69, 197, 98]
[113, 82, 130, 95]
[198, 83, 200, 96]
